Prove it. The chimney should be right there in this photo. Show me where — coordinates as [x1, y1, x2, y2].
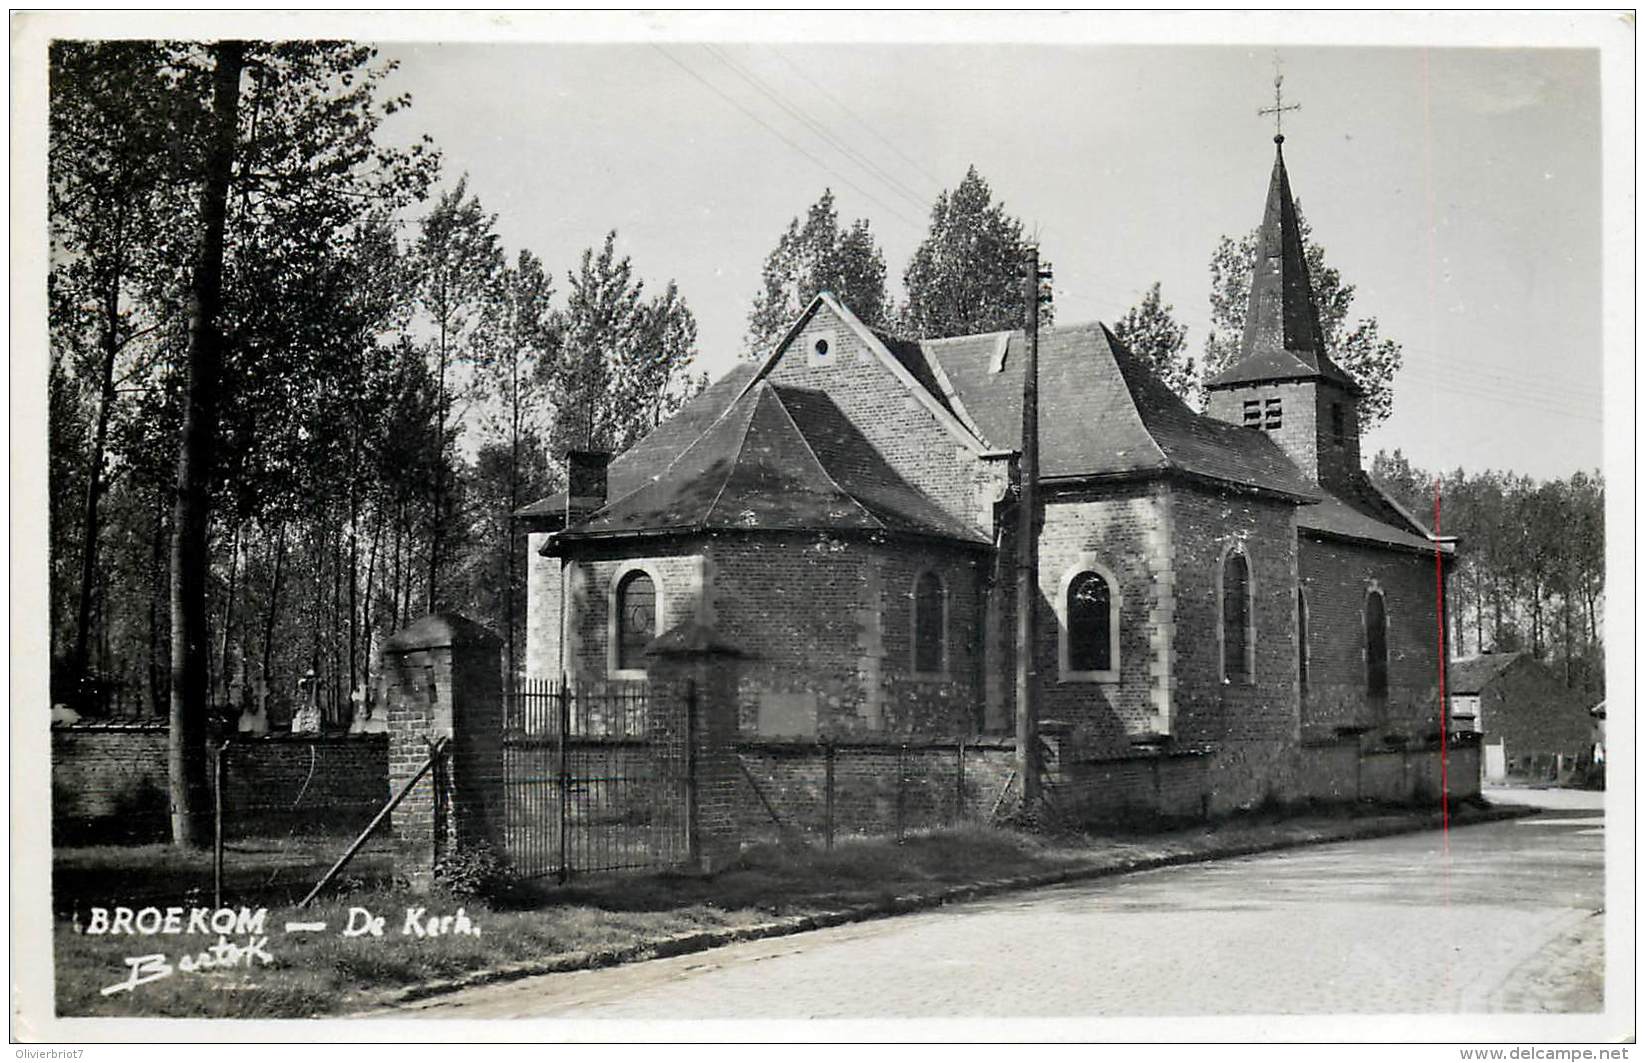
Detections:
[565, 450, 611, 524]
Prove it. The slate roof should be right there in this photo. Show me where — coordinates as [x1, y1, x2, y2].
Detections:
[1298, 471, 1445, 553]
[920, 322, 1319, 500]
[1448, 652, 1527, 695]
[1206, 138, 1360, 393]
[550, 381, 987, 546]
[515, 361, 761, 523]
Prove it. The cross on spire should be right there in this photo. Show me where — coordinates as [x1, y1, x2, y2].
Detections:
[1259, 70, 1301, 142]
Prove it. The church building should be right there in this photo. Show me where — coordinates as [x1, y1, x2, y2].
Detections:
[517, 133, 1456, 813]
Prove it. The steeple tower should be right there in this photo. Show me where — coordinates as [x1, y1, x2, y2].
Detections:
[1205, 128, 1365, 491]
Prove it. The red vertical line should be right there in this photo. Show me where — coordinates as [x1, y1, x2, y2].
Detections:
[1434, 479, 1450, 846]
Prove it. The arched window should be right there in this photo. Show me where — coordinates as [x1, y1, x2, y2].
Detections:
[1059, 560, 1120, 681]
[614, 570, 657, 673]
[1366, 590, 1389, 698]
[912, 570, 945, 676]
[1297, 588, 1310, 693]
[1068, 572, 1113, 673]
[1221, 550, 1252, 683]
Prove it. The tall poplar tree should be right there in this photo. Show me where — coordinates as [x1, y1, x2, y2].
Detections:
[745, 189, 887, 356]
[901, 166, 1044, 339]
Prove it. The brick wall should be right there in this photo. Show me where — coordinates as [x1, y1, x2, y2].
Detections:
[1296, 738, 1478, 804]
[1299, 536, 1443, 742]
[766, 303, 996, 529]
[1203, 379, 1361, 492]
[712, 534, 984, 738]
[731, 735, 1468, 842]
[1051, 751, 1213, 821]
[50, 722, 169, 842]
[563, 542, 708, 683]
[1169, 485, 1301, 811]
[525, 531, 561, 681]
[51, 722, 388, 844]
[732, 737, 1016, 843]
[1027, 482, 1174, 754]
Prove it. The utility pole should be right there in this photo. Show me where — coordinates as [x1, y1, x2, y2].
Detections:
[1015, 245, 1052, 809]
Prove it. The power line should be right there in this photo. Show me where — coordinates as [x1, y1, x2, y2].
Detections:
[764, 45, 949, 192]
[701, 44, 934, 217]
[1398, 357, 1603, 407]
[648, 44, 926, 234]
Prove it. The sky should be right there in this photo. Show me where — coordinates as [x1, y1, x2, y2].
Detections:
[367, 30, 1608, 483]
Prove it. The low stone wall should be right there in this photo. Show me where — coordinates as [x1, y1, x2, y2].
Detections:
[1299, 738, 1481, 806]
[733, 737, 1016, 843]
[729, 734, 1478, 844]
[1052, 751, 1214, 821]
[50, 721, 170, 843]
[51, 721, 389, 845]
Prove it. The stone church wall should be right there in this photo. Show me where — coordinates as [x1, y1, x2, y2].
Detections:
[545, 532, 985, 739]
[1024, 481, 1174, 756]
[557, 542, 709, 684]
[1298, 536, 1444, 743]
[524, 530, 561, 681]
[765, 303, 997, 531]
[713, 533, 985, 738]
[1168, 485, 1302, 812]
[1203, 380, 1362, 493]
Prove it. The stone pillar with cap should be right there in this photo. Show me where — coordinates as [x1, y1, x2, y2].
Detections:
[382, 613, 505, 891]
[644, 621, 746, 873]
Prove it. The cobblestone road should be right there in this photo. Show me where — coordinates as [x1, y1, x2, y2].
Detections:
[398, 788, 1604, 1020]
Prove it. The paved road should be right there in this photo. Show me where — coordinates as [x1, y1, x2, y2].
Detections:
[397, 788, 1604, 1019]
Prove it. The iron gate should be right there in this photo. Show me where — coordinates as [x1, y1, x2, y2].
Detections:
[501, 678, 690, 879]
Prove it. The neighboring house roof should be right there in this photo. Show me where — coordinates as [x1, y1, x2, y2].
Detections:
[550, 381, 988, 547]
[1205, 137, 1360, 394]
[1299, 471, 1447, 554]
[921, 321, 1320, 501]
[1447, 651, 1527, 696]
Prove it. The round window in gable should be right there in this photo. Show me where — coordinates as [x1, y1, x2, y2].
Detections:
[814, 338, 830, 357]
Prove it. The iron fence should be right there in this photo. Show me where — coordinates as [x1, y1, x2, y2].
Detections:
[500, 677, 689, 880]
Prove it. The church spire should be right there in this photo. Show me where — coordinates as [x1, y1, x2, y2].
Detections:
[1206, 131, 1358, 393]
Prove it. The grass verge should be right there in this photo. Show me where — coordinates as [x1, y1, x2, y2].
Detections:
[53, 797, 1522, 1019]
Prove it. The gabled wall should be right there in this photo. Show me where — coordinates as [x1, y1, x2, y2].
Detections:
[764, 303, 1002, 531]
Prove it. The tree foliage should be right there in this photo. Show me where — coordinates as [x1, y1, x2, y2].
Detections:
[745, 189, 887, 356]
[1204, 208, 1402, 426]
[901, 166, 1046, 339]
[1112, 282, 1198, 402]
[1370, 450, 1605, 697]
[551, 230, 704, 458]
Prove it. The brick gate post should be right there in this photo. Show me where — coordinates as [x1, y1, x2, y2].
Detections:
[382, 614, 505, 892]
[645, 622, 746, 873]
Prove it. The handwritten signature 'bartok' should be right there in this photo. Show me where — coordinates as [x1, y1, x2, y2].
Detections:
[100, 935, 273, 996]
